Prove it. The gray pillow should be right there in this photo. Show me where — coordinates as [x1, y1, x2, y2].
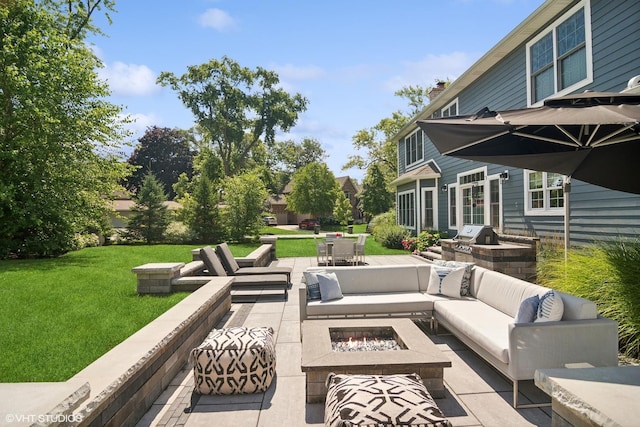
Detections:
[515, 294, 539, 323]
[316, 272, 343, 302]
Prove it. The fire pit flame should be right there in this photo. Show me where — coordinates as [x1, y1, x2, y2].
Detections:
[332, 335, 401, 352]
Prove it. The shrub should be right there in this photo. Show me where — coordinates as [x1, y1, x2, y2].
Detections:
[374, 223, 407, 250]
[538, 240, 640, 358]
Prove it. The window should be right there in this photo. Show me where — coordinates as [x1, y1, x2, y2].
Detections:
[441, 99, 458, 117]
[525, 171, 564, 215]
[404, 130, 423, 166]
[398, 191, 416, 229]
[526, 1, 591, 105]
[448, 185, 457, 228]
[490, 179, 500, 229]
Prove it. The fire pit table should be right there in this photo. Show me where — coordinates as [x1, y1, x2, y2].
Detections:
[301, 318, 451, 403]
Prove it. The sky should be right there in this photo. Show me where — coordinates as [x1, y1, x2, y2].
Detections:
[88, 0, 545, 182]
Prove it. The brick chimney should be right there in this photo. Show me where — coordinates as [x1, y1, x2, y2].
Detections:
[428, 81, 446, 101]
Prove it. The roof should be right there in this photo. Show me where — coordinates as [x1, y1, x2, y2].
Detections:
[394, 0, 576, 141]
[390, 161, 441, 187]
[112, 200, 182, 212]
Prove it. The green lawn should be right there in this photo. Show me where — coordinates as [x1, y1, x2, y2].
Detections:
[0, 235, 405, 382]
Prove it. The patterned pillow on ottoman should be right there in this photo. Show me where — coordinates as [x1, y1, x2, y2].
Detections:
[324, 373, 451, 427]
[190, 326, 276, 395]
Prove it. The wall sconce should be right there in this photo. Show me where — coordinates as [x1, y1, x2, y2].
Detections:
[441, 184, 448, 192]
[499, 170, 509, 181]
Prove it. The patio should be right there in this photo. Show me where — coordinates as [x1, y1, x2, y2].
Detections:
[136, 255, 552, 427]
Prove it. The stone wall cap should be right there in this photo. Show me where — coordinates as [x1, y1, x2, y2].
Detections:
[132, 262, 185, 273]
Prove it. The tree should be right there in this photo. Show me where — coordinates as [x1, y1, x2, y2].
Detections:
[182, 175, 223, 244]
[265, 137, 326, 194]
[333, 192, 353, 230]
[222, 172, 268, 242]
[0, 0, 129, 258]
[127, 173, 171, 244]
[360, 164, 394, 218]
[287, 163, 339, 219]
[126, 126, 195, 199]
[157, 56, 308, 177]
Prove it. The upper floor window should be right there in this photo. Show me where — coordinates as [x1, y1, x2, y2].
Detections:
[441, 99, 458, 117]
[525, 171, 564, 215]
[404, 130, 423, 167]
[526, 1, 592, 105]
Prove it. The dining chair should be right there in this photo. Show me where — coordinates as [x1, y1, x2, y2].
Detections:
[331, 238, 356, 266]
[314, 236, 328, 265]
[355, 234, 367, 264]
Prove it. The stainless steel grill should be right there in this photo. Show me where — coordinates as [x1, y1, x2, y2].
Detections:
[453, 225, 499, 253]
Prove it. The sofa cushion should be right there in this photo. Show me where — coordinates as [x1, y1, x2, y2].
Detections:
[535, 290, 564, 322]
[317, 272, 343, 302]
[557, 291, 597, 320]
[306, 293, 436, 317]
[427, 267, 466, 298]
[475, 270, 546, 317]
[514, 295, 539, 323]
[306, 265, 421, 294]
[435, 299, 511, 364]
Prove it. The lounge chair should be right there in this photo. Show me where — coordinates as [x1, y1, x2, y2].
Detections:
[199, 246, 289, 300]
[215, 243, 292, 284]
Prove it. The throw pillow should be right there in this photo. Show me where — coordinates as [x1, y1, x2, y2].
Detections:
[433, 260, 474, 296]
[427, 266, 466, 298]
[303, 271, 322, 301]
[535, 290, 564, 322]
[317, 272, 343, 302]
[515, 294, 539, 323]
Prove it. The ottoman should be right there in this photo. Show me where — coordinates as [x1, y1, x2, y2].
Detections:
[190, 326, 276, 395]
[324, 373, 451, 427]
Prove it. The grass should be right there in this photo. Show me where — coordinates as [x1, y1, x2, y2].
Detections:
[537, 240, 640, 358]
[0, 233, 405, 382]
[0, 244, 256, 382]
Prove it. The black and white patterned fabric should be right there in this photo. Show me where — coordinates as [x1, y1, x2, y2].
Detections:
[190, 326, 276, 395]
[324, 373, 451, 427]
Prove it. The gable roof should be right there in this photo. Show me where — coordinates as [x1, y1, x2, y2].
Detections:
[390, 161, 441, 187]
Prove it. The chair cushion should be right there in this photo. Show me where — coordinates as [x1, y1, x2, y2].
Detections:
[215, 242, 240, 273]
[324, 373, 450, 427]
[200, 246, 228, 276]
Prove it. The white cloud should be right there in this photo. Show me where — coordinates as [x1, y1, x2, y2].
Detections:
[384, 51, 480, 92]
[99, 62, 159, 96]
[272, 64, 326, 81]
[198, 8, 237, 31]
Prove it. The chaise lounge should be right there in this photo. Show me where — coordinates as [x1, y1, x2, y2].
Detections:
[216, 243, 292, 284]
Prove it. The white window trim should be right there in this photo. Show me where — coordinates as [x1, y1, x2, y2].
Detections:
[397, 190, 417, 230]
[487, 173, 504, 232]
[404, 129, 424, 168]
[441, 98, 459, 117]
[447, 183, 458, 231]
[457, 166, 488, 226]
[421, 186, 439, 232]
[526, 0, 593, 107]
[523, 170, 565, 216]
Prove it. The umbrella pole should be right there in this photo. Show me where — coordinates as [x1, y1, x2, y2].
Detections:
[563, 177, 571, 262]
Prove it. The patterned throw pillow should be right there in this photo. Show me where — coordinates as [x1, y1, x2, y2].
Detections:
[324, 373, 451, 427]
[303, 271, 322, 301]
[515, 294, 540, 323]
[427, 266, 466, 298]
[535, 290, 564, 322]
[432, 260, 474, 296]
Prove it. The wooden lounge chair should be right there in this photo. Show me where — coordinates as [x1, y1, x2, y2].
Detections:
[199, 246, 288, 300]
[215, 243, 292, 284]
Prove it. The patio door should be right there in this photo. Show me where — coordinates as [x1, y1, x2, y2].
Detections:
[461, 184, 485, 225]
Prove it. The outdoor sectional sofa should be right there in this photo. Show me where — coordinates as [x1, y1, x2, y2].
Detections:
[299, 263, 619, 407]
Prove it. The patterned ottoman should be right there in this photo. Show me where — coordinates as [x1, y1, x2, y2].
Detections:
[190, 326, 276, 395]
[324, 373, 451, 427]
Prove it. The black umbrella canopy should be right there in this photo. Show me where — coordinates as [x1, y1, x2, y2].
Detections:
[418, 91, 640, 194]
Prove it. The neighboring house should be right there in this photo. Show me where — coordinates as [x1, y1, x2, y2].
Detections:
[392, 0, 640, 245]
[109, 196, 181, 229]
[268, 176, 362, 225]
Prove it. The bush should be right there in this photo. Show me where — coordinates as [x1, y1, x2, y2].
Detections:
[164, 221, 195, 244]
[373, 223, 407, 250]
[402, 230, 443, 253]
[538, 240, 640, 358]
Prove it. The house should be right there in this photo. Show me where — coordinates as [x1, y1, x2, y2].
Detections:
[109, 195, 181, 229]
[392, 0, 640, 245]
[268, 176, 362, 225]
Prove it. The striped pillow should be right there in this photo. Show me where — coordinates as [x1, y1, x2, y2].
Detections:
[535, 290, 564, 322]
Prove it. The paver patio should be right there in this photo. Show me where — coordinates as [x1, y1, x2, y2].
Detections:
[136, 255, 552, 427]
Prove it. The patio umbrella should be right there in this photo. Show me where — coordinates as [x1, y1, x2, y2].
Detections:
[417, 91, 640, 251]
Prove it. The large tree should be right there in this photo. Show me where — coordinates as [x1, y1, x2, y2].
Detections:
[222, 172, 268, 242]
[126, 126, 195, 199]
[360, 163, 394, 219]
[126, 173, 171, 244]
[157, 56, 308, 177]
[286, 162, 339, 219]
[265, 137, 326, 194]
[0, 0, 129, 258]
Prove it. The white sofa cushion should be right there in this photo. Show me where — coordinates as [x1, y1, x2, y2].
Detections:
[306, 293, 436, 317]
[475, 270, 546, 318]
[306, 265, 423, 294]
[435, 299, 512, 364]
[557, 291, 597, 320]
